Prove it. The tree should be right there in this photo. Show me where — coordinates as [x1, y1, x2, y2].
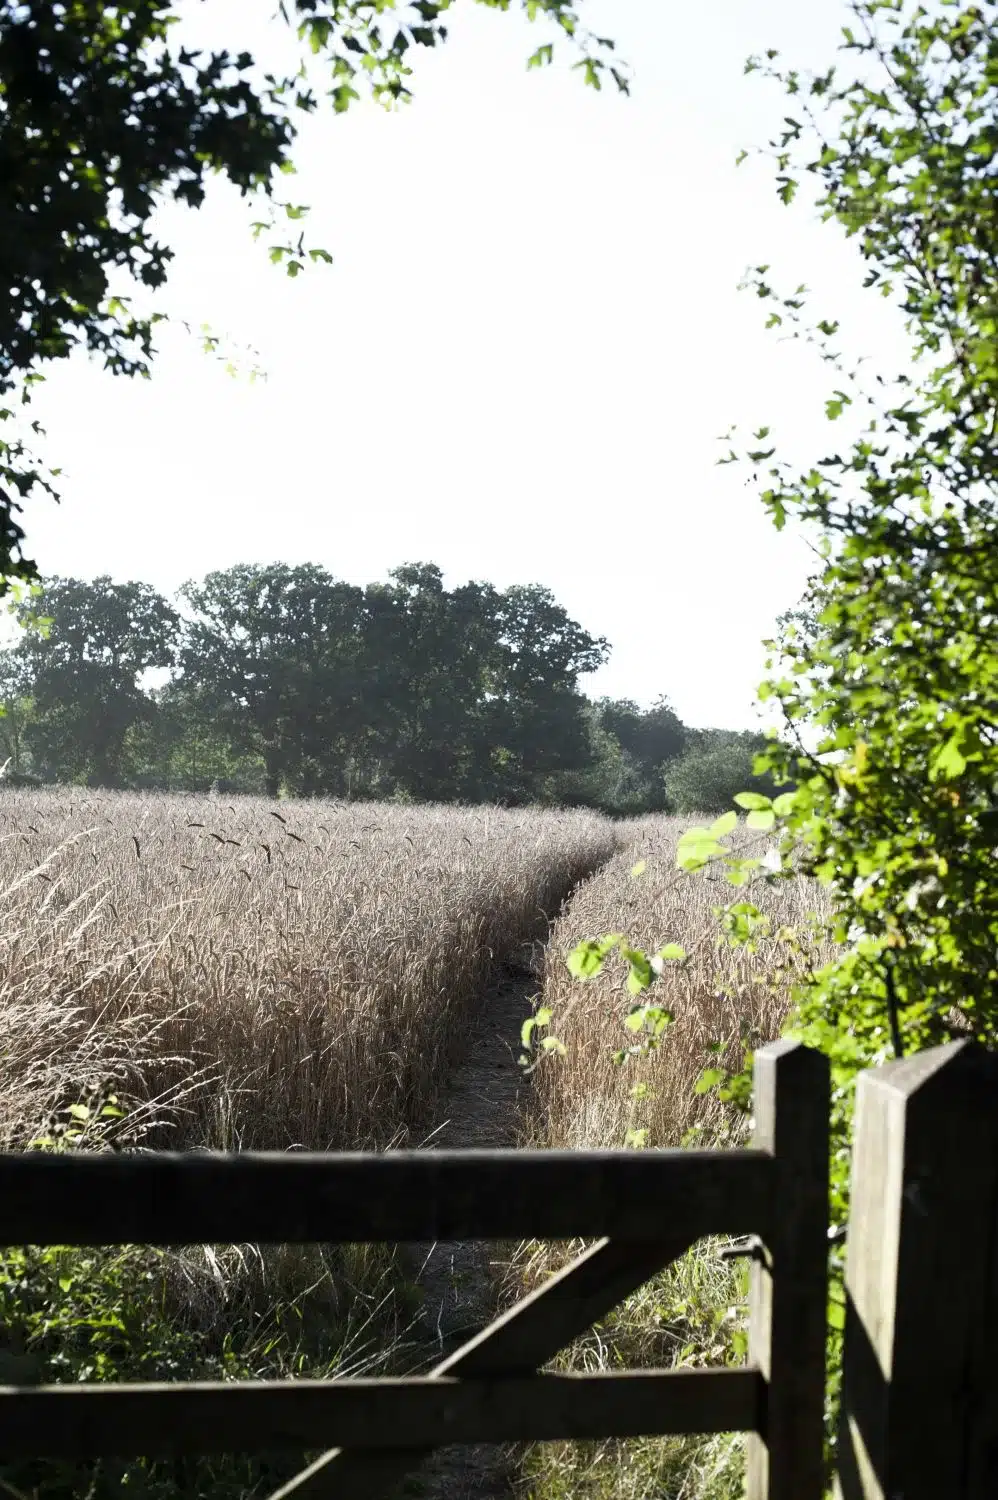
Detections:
[0, 646, 36, 780]
[178, 563, 367, 799]
[128, 679, 268, 793]
[591, 696, 686, 812]
[662, 728, 778, 815]
[599, 697, 685, 775]
[355, 567, 607, 803]
[556, 10, 998, 1467]
[2, 559, 610, 801]
[10, 576, 178, 786]
[356, 564, 503, 800]
[0, 2, 625, 592]
[727, 0, 998, 1072]
[661, 1, 998, 1467]
[481, 583, 608, 802]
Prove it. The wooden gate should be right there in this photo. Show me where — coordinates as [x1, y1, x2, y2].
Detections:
[836, 1039, 998, 1500]
[0, 1039, 829, 1500]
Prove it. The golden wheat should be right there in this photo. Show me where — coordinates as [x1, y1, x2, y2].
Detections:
[0, 789, 618, 1151]
[529, 813, 835, 1151]
[520, 814, 836, 1500]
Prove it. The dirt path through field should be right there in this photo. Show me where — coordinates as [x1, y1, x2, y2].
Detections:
[404, 943, 542, 1500]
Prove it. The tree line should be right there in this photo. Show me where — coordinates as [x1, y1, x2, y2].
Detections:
[0, 564, 774, 813]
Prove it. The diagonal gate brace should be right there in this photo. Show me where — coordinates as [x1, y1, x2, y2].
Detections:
[267, 1230, 697, 1500]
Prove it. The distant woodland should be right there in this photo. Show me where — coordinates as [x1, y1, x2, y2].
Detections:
[0, 566, 776, 814]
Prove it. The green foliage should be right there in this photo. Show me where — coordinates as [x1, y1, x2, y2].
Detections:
[0, 1, 624, 595]
[562, 934, 684, 1068]
[0, 1099, 407, 1499]
[520, 1004, 567, 1068]
[562, 2, 998, 1479]
[548, 696, 695, 815]
[0, 563, 610, 801]
[728, 0, 998, 1167]
[178, 562, 370, 800]
[5, 576, 178, 787]
[128, 679, 268, 795]
[0, 569, 749, 815]
[177, 561, 607, 802]
[662, 729, 782, 814]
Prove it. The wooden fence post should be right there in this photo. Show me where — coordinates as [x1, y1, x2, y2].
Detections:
[746, 1038, 830, 1500]
[836, 1040, 998, 1500]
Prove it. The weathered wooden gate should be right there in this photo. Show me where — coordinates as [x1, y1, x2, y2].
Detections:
[836, 1039, 998, 1500]
[0, 1040, 830, 1500]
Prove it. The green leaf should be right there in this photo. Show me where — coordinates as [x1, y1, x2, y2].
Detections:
[734, 792, 772, 811]
[521, 1005, 554, 1050]
[694, 1068, 726, 1095]
[567, 934, 623, 979]
[746, 808, 776, 831]
[676, 841, 720, 872]
[630, 859, 647, 877]
[622, 947, 654, 994]
[709, 811, 738, 838]
[929, 735, 967, 781]
[657, 943, 686, 961]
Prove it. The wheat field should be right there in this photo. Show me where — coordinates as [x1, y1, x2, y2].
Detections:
[528, 813, 834, 1152]
[0, 794, 837, 1500]
[0, 789, 618, 1152]
[519, 814, 835, 1500]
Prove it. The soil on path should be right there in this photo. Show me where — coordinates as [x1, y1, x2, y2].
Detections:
[403, 944, 543, 1500]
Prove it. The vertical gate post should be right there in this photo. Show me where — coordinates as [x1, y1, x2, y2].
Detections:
[836, 1040, 998, 1500]
[746, 1039, 830, 1500]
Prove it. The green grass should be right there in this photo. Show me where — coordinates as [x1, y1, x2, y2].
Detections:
[520, 1241, 749, 1500]
[0, 1183, 417, 1500]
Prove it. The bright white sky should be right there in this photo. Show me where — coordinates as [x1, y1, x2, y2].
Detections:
[24, 0, 909, 728]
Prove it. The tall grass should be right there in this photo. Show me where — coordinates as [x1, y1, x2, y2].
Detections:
[530, 814, 833, 1152]
[0, 789, 618, 1152]
[520, 813, 835, 1500]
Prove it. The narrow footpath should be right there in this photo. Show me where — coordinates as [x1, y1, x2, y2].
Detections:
[404, 942, 543, 1500]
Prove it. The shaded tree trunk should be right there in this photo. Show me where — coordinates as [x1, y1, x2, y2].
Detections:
[264, 745, 282, 799]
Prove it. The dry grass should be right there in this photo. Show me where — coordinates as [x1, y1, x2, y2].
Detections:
[0, 788, 619, 1153]
[518, 814, 836, 1500]
[529, 813, 834, 1153]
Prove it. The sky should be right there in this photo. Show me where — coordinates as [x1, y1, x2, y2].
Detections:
[22, 0, 910, 728]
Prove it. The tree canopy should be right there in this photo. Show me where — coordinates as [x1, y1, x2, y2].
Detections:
[13, 575, 177, 785]
[558, 0, 998, 1466]
[0, 563, 757, 808]
[735, 0, 998, 1076]
[0, 0, 625, 591]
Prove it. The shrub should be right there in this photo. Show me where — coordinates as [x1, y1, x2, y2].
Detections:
[663, 733, 779, 815]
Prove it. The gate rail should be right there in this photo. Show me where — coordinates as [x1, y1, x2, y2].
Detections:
[0, 1040, 829, 1500]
